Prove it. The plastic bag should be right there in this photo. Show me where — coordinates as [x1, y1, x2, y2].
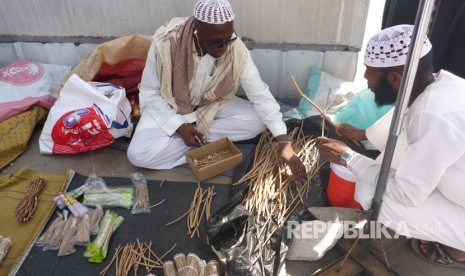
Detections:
[284, 65, 359, 120]
[39, 74, 133, 154]
[84, 210, 124, 263]
[333, 88, 393, 130]
[58, 216, 78, 256]
[36, 216, 64, 247]
[294, 65, 321, 118]
[73, 214, 92, 246]
[131, 172, 150, 214]
[72, 34, 151, 121]
[83, 186, 134, 209]
[93, 59, 146, 120]
[0, 236, 12, 265]
[89, 205, 104, 236]
[206, 191, 289, 276]
[80, 173, 133, 209]
[43, 217, 66, 251]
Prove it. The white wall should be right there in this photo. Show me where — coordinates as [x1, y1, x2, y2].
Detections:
[353, 0, 386, 84]
[1, 0, 369, 46]
[0, 0, 371, 99]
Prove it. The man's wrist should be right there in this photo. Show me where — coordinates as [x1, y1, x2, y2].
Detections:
[176, 123, 188, 133]
[340, 149, 356, 167]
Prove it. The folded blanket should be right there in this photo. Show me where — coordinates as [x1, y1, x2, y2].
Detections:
[0, 168, 71, 275]
[0, 106, 47, 171]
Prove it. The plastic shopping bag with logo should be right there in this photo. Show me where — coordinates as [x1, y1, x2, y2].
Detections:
[39, 74, 133, 154]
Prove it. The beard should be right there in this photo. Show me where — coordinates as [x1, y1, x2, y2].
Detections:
[373, 77, 398, 106]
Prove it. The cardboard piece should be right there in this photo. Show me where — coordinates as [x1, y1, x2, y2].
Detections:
[186, 138, 243, 181]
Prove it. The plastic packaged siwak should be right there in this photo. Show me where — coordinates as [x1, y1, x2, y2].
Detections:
[130, 172, 151, 214]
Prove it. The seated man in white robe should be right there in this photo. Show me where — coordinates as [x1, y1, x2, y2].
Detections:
[127, 0, 306, 182]
[317, 25, 465, 267]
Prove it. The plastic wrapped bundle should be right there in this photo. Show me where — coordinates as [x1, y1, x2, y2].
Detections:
[0, 236, 12, 265]
[83, 210, 124, 263]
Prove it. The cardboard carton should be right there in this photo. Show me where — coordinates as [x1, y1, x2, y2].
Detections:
[186, 137, 243, 181]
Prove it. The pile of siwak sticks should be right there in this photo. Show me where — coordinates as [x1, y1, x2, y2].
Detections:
[165, 183, 215, 240]
[100, 239, 176, 276]
[235, 127, 322, 270]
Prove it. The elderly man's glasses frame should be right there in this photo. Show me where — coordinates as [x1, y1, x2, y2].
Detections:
[209, 32, 238, 49]
[196, 30, 238, 50]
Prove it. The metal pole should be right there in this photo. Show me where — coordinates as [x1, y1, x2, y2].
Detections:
[359, 0, 436, 258]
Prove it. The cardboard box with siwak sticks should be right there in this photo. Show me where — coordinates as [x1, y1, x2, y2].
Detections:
[186, 137, 243, 181]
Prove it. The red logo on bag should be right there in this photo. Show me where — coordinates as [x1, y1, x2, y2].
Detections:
[0, 60, 45, 85]
[51, 104, 115, 154]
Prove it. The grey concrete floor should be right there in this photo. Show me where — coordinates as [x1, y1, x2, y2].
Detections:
[2, 127, 464, 276]
[2, 128, 231, 184]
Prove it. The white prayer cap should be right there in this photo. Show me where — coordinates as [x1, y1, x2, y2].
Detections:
[364, 24, 432, 68]
[193, 0, 235, 25]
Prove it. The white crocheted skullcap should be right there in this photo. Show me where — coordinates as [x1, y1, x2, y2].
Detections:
[193, 0, 235, 25]
[364, 24, 432, 68]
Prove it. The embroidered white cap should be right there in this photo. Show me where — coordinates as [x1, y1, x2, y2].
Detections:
[193, 0, 235, 24]
[364, 24, 432, 68]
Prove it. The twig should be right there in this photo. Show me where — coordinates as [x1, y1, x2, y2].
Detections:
[379, 238, 391, 271]
[100, 246, 122, 275]
[165, 195, 215, 226]
[337, 235, 361, 272]
[158, 243, 177, 261]
[290, 75, 336, 128]
[322, 89, 333, 136]
[150, 199, 166, 209]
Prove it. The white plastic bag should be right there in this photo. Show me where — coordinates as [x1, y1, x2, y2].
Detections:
[39, 74, 133, 154]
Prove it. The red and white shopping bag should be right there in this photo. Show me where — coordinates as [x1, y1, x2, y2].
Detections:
[39, 74, 133, 154]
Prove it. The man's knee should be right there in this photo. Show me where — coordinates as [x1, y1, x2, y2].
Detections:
[127, 142, 148, 168]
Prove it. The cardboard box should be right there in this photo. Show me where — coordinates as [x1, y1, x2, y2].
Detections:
[186, 137, 243, 181]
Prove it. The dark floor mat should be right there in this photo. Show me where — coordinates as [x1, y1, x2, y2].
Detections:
[16, 173, 231, 276]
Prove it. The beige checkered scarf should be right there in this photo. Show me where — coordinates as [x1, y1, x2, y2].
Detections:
[155, 17, 247, 136]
